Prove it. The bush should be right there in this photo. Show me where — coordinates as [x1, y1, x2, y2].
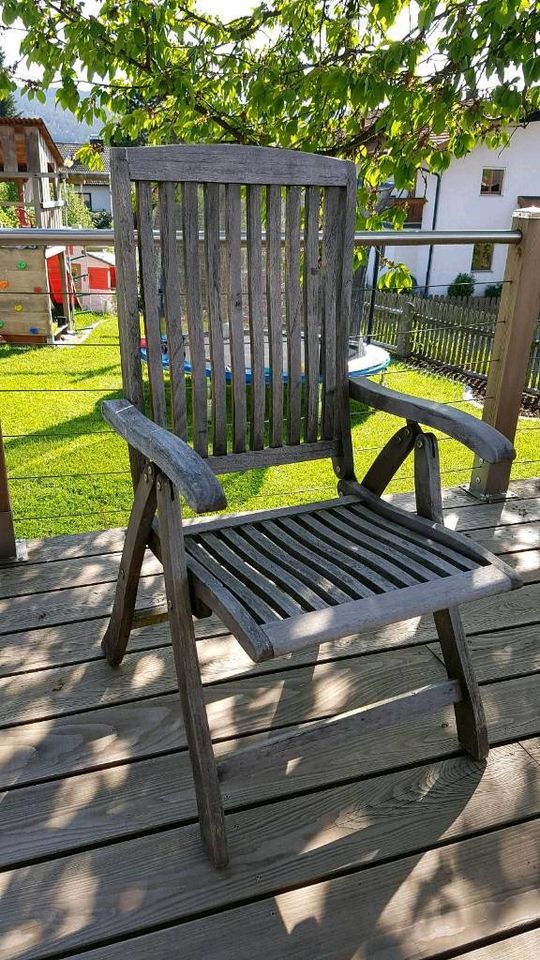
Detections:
[91, 209, 113, 229]
[484, 283, 502, 299]
[447, 272, 475, 298]
[64, 184, 94, 228]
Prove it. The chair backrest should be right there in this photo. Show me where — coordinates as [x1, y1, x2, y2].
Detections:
[110, 144, 357, 483]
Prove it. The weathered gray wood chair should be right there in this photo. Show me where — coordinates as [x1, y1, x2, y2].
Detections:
[103, 144, 521, 868]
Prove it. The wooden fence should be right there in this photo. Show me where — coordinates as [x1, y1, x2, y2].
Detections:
[354, 290, 540, 396]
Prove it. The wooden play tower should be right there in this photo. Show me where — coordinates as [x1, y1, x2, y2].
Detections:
[0, 118, 73, 343]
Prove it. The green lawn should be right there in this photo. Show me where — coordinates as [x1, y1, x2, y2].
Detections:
[1, 311, 538, 540]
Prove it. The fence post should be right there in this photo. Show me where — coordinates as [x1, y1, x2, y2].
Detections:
[0, 422, 18, 562]
[395, 300, 414, 358]
[469, 208, 540, 498]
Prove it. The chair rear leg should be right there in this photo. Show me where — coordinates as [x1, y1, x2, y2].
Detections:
[156, 472, 228, 869]
[102, 462, 157, 667]
[432, 607, 488, 759]
[414, 431, 489, 761]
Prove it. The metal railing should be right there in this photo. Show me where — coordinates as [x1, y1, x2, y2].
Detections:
[0, 227, 522, 247]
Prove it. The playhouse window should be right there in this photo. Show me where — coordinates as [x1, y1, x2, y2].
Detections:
[480, 169, 504, 195]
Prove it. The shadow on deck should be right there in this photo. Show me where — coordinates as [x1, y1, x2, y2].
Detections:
[0, 479, 539, 960]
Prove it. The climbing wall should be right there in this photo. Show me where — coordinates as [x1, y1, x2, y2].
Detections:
[0, 247, 53, 343]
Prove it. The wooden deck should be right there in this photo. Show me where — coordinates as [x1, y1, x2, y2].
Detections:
[1, 478, 539, 960]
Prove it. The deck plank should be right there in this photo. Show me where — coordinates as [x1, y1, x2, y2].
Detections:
[2, 613, 539, 729]
[28, 820, 540, 960]
[0, 745, 537, 959]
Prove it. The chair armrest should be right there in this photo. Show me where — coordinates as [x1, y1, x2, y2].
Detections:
[349, 378, 515, 464]
[102, 399, 227, 514]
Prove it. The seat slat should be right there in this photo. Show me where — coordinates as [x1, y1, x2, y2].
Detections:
[298, 512, 414, 591]
[182, 181, 208, 457]
[225, 183, 247, 453]
[347, 502, 477, 571]
[265, 518, 370, 601]
[246, 184, 265, 450]
[321, 187, 340, 439]
[220, 528, 324, 612]
[303, 184, 320, 442]
[285, 185, 302, 445]
[266, 184, 283, 447]
[184, 540, 278, 624]
[204, 182, 227, 455]
[306, 507, 438, 583]
[343, 504, 467, 576]
[238, 524, 330, 609]
[200, 531, 303, 618]
[158, 182, 187, 440]
[136, 181, 167, 427]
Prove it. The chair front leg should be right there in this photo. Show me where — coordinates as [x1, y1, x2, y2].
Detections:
[156, 471, 228, 869]
[102, 461, 157, 667]
[414, 431, 489, 760]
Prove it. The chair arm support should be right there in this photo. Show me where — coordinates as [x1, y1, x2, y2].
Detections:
[102, 399, 227, 514]
[349, 378, 515, 464]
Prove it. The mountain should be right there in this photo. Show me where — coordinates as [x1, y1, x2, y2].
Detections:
[13, 86, 103, 142]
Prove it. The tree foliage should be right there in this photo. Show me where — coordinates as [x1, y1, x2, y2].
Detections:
[0, 48, 17, 116]
[2, 1, 539, 227]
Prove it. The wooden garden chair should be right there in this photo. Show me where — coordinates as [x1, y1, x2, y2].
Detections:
[102, 144, 521, 868]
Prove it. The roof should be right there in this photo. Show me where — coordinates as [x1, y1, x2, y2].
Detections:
[0, 117, 64, 166]
[56, 141, 110, 183]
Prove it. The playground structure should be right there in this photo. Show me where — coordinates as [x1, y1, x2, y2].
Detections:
[0, 118, 74, 343]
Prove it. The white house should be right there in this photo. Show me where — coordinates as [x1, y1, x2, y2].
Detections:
[57, 140, 112, 214]
[382, 116, 540, 295]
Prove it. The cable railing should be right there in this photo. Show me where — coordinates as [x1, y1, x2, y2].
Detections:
[0, 215, 538, 556]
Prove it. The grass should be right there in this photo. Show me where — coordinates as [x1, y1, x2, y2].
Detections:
[1, 311, 538, 540]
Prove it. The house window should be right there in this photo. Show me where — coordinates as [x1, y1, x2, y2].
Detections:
[480, 169, 504, 195]
[81, 191, 92, 210]
[471, 242, 494, 272]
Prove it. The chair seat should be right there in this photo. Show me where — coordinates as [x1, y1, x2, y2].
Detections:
[183, 493, 518, 662]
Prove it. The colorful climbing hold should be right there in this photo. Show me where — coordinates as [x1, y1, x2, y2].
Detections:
[29, 327, 40, 334]
[33, 286, 43, 293]
[0, 321, 4, 329]
[14, 304, 23, 312]
[0, 280, 9, 289]
[17, 260, 27, 270]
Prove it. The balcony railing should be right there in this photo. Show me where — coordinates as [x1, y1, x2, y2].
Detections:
[0, 215, 538, 561]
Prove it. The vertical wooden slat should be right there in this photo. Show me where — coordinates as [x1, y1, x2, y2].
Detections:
[303, 185, 320, 442]
[225, 184, 247, 453]
[320, 186, 341, 439]
[266, 184, 283, 447]
[110, 149, 145, 487]
[204, 183, 227, 455]
[158, 181, 187, 440]
[285, 186, 302, 445]
[333, 162, 357, 481]
[246, 185, 265, 450]
[0, 422, 17, 561]
[182, 182, 208, 458]
[136, 181, 167, 428]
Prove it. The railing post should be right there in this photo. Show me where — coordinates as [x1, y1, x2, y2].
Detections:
[469, 208, 540, 498]
[0, 422, 18, 562]
[395, 300, 414, 358]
